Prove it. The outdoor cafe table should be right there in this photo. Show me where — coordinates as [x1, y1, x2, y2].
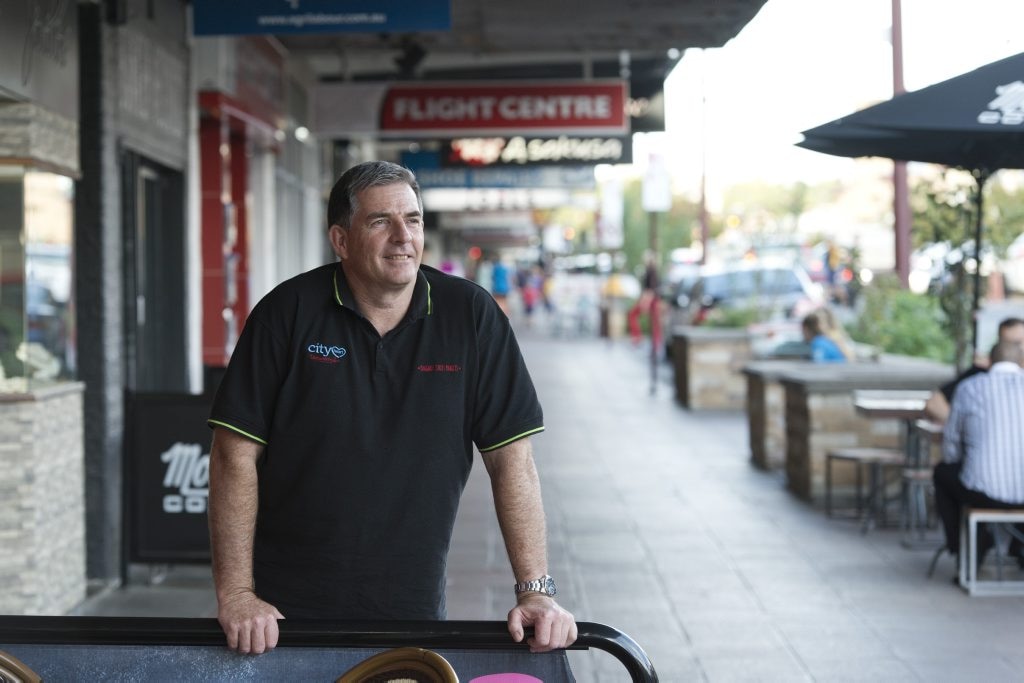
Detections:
[853, 389, 933, 539]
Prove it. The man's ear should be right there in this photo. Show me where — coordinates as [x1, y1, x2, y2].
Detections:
[328, 224, 347, 260]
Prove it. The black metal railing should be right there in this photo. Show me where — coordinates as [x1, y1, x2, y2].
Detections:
[0, 616, 658, 682]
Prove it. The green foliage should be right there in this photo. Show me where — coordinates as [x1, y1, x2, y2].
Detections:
[620, 177, 702, 274]
[848, 274, 953, 362]
[907, 170, 1023, 368]
[987, 178, 1024, 255]
[909, 171, 973, 248]
[702, 306, 763, 329]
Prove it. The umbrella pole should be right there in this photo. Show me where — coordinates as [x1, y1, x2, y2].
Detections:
[971, 170, 990, 354]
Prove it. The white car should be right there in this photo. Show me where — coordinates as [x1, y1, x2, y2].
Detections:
[1001, 233, 1024, 294]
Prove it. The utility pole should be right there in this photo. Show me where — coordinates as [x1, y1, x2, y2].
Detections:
[892, 0, 911, 288]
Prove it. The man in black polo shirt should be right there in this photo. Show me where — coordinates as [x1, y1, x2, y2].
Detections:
[207, 161, 576, 655]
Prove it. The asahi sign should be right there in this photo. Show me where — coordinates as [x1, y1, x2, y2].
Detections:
[0, 0, 78, 120]
[444, 135, 631, 166]
[127, 394, 213, 562]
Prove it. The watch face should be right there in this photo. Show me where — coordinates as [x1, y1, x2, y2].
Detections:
[544, 576, 557, 596]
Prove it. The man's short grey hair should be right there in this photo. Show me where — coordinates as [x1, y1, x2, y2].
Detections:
[326, 161, 422, 229]
[990, 339, 1024, 366]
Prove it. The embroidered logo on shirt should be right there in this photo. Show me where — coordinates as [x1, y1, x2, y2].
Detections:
[417, 363, 462, 373]
[307, 342, 347, 364]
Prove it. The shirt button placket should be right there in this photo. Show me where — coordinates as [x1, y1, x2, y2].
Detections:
[376, 340, 386, 374]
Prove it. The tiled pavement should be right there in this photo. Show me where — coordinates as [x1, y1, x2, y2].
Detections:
[79, 328, 1024, 682]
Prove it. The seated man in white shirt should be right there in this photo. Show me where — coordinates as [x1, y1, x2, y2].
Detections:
[934, 339, 1024, 566]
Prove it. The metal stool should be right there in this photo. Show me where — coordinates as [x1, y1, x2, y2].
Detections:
[825, 447, 905, 532]
[959, 507, 1024, 596]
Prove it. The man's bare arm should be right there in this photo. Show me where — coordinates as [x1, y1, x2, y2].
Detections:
[481, 438, 577, 653]
[208, 427, 283, 654]
[924, 390, 950, 424]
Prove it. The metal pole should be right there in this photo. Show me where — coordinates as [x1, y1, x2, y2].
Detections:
[699, 49, 709, 265]
[891, 0, 911, 288]
[971, 171, 989, 353]
[649, 211, 659, 396]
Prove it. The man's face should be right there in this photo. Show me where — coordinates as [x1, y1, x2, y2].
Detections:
[999, 322, 1024, 345]
[330, 183, 424, 294]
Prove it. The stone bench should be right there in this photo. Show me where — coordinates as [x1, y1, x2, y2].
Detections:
[742, 359, 810, 470]
[671, 326, 753, 410]
[777, 361, 953, 503]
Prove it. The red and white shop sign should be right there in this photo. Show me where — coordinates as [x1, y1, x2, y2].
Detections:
[378, 81, 628, 136]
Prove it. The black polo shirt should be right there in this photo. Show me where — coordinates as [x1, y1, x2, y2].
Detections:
[208, 263, 543, 620]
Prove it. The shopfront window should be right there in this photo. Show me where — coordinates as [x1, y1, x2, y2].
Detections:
[0, 167, 76, 391]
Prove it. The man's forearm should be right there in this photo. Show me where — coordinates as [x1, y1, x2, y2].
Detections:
[482, 439, 548, 581]
[208, 428, 262, 600]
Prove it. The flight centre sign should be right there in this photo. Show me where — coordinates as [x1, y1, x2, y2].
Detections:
[313, 80, 629, 138]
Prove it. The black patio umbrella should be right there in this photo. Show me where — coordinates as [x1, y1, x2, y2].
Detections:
[796, 51, 1024, 347]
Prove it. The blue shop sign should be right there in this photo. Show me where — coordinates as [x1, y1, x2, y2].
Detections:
[407, 164, 597, 190]
[193, 0, 451, 36]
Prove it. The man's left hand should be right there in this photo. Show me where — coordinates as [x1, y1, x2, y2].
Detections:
[507, 594, 578, 653]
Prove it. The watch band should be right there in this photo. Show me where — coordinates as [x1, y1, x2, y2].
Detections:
[514, 574, 556, 597]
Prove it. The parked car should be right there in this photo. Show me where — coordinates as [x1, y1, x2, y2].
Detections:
[1001, 232, 1024, 294]
[671, 262, 824, 328]
[910, 240, 998, 294]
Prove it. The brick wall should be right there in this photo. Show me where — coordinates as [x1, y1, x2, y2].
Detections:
[0, 103, 79, 176]
[0, 384, 86, 614]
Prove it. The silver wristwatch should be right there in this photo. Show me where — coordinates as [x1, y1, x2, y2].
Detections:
[514, 574, 556, 597]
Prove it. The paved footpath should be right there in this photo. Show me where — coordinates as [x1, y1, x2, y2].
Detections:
[81, 329, 1024, 682]
[446, 329, 1024, 682]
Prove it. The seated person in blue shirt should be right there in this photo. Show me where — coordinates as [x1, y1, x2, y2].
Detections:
[802, 310, 849, 363]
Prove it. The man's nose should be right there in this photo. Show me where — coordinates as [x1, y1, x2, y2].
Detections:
[391, 219, 413, 241]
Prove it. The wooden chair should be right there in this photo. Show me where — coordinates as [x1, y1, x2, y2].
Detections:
[0, 649, 42, 683]
[337, 647, 459, 683]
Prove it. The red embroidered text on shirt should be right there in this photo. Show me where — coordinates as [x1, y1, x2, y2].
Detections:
[417, 363, 463, 372]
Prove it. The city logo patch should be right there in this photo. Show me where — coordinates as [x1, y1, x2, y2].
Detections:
[307, 342, 347, 364]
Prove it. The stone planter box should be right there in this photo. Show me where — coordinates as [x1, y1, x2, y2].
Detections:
[743, 360, 809, 470]
[672, 326, 753, 410]
[778, 363, 953, 503]
[0, 382, 86, 615]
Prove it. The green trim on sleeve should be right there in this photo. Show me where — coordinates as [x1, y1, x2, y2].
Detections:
[479, 426, 545, 453]
[208, 419, 268, 445]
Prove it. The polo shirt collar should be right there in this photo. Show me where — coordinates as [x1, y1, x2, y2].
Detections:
[331, 262, 432, 320]
[990, 361, 1023, 374]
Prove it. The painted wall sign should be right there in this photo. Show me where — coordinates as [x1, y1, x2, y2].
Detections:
[192, 0, 451, 36]
[0, 0, 78, 120]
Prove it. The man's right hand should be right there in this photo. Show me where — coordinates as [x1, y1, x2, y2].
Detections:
[217, 590, 284, 654]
